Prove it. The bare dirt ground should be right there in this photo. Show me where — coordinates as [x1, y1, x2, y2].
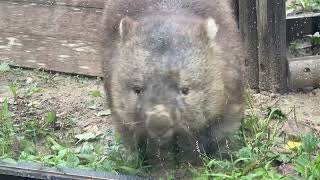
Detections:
[0, 68, 112, 139]
[1, 68, 320, 142]
[251, 90, 320, 137]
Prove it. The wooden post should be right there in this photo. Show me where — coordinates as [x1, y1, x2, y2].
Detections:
[256, 0, 288, 93]
[256, 0, 272, 91]
[270, 0, 288, 93]
[239, 0, 259, 90]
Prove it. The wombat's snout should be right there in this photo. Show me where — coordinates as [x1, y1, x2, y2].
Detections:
[145, 104, 175, 139]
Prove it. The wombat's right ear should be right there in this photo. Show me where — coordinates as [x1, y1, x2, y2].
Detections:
[195, 18, 219, 44]
[204, 18, 219, 41]
[119, 17, 138, 40]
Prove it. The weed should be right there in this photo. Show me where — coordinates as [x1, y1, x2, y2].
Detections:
[192, 109, 288, 179]
[289, 41, 303, 56]
[90, 90, 102, 97]
[287, 0, 320, 14]
[46, 111, 57, 125]
[191, 92, 320, 179]
[0, 63, 11, 73]
[0, 99, 15, 158]
[25, 83, 41, 97]
[306, 32, 320, 55]
[8, 82, 18, 102]
[306, 32, 320, 46]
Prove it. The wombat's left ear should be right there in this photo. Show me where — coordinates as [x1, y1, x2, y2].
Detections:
[119, 17, 139, 40]
[203, 18, 219, 41]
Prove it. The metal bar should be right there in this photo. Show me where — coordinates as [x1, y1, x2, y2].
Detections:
[0, 161, 150, 180]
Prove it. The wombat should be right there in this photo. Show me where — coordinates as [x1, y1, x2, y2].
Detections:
[101, 0, 244, 167]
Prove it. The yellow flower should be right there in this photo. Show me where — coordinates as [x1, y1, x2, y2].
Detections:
[285, 141, 302, 150]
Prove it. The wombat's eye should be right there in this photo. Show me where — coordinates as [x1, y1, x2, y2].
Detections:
[133, 87, 142, 95]
[181, 87, 190, 96]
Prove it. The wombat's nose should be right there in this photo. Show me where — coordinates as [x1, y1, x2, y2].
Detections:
[145, 105, 174, 137]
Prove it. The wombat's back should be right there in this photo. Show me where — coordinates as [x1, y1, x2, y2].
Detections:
[102, 0, 238, 39]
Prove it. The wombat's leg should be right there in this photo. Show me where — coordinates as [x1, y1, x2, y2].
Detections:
[144, 138, 177, 169]
[175, 134, 203, 166]
[201, 121, 241, 160]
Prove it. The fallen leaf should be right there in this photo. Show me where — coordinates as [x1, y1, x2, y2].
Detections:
[0, 63, 10, 73]
[75, 132, 97, 142]
[285, 141, 301, 150]
[83, 125, 103, 136]
[88, 104, 97, 110]
[97, 109, 111, 117]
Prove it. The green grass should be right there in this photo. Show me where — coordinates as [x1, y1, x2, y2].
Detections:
[0, 98, 15, 159]
[306, 32, 320, 46]
[190, 93, 320, 180]
[0, 97, 146, 175]
[0, 68, 147, 176]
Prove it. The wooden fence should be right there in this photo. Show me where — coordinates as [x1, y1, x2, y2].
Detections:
[239, 0, 320, 93]
[240, 0, 288, 93]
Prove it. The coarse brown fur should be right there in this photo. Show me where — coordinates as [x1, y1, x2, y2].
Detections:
[100, 0, 245, 169]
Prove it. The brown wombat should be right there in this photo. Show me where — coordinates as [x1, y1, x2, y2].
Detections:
[101, 0, 244, 167]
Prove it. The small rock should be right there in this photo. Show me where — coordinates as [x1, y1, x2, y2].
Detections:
[27, 101, 41, 108]
[27, 101, 33, 107]
[310, 88, 320, 96]
[270, 93, 277, 98]
[260, 91, 271, 96]
[8, 98, 15, 105]
[278, 163, 298, 177]
[52, 75, 64, 82]
[26, 77, 33, 84]
[88, 104, 97, 110]
[57, 111, 66, 117]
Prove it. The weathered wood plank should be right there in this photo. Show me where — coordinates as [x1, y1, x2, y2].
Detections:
[0, 1, 103, 42]
[2, 0, 105, 9]
[239, 0, 259, 90]
[0, 32, 102, 76]
[289, 56, 320, 89]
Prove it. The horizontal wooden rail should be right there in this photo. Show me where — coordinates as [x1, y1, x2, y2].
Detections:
[0, 1, 104, 42]
[0, 0, 105, 9]
[0, 32, 103, 76]
[289, 56, 320, 89]
[286, 12, 320, 20]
